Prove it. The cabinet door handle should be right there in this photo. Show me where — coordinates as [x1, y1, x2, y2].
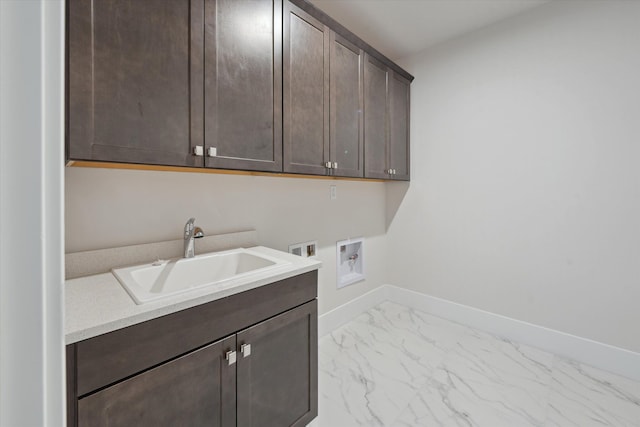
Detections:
[241, 343, 251, 358]
[207, 147, 217, 157]
[333, 162, 338, 169]
[226, 350, 237, 365]
[325, 161, 333, 169]
[193, 145, 204, 156]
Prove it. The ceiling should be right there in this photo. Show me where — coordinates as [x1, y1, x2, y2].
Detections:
[309, 0, 549, 60]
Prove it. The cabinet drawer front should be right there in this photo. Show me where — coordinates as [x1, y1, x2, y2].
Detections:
[75, 271, 317, 396]
[78, 336, 236, 427]
[236, 300, 318, 427]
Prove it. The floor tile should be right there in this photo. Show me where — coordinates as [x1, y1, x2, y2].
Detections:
[317, 303, 450, 426]
[315, 302, 640, 427]
[393, 331, 554, 426]
[546, 358, 640, 427]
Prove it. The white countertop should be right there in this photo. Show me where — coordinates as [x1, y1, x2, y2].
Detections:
[65, 246, 321, 344]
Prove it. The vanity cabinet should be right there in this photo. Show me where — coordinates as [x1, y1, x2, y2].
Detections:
[66, 271, 318, 427]
[77, 336, 236, 427]
[237, 302, 317, 427]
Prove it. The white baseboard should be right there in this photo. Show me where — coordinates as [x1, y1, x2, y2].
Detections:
[318, 286, 389, 337]
[320, 284, 640, 382]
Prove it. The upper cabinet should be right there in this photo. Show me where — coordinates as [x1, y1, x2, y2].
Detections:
[68, 0, 204, 167]
[363, 54, 389, 180]
[283, 2, 365, 177]
[283, 2, 330, 175]
[204, 0, 283, 172]
[67, 0, 412, 180]
[329, 33, 364, 178]
[389, 72, 411, 180]
[68, 0, 281, 172]
[363, 54, 411, 181]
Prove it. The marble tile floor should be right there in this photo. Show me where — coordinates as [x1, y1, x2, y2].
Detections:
[311, 301, 640, 427]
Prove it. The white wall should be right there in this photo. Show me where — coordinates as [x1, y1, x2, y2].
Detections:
[390, 0, 640, 353]
[0, 0, 65, 425]
[66, 167, 388, 314]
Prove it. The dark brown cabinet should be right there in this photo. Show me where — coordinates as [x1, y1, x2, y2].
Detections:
[204, 0, 283, 172]
[78, 336, 236, 427]
[329, 33, 364, 178]
[283, 2, 330, 175]
[283, 2, 365, 178]
[66, 271, 318, 427]
[363, 54, 390, 180]
[237, 301, 317, 427]
[363, 55, 410, 181]
[67, 0, 204, 167]
[67, 0, 411, 180]
[389, 72, 411, 180]
[68, 0, 282, 172]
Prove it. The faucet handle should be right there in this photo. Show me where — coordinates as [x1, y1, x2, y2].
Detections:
[184, 217, 196, 235]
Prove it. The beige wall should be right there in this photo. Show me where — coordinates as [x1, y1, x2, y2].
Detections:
[65, 167, 389, 314]
[390, 1, 640, 352]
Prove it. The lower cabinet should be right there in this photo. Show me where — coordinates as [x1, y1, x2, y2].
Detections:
[78, 336, 237, 427]
[237, 302, 317, 427]
[66, 271, 318, 427]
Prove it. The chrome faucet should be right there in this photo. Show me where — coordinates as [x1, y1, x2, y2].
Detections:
[183, 217, 204, 258]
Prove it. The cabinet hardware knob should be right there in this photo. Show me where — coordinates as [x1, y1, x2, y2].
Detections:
[226, 350, 237, 365]
[207, 147, 217, 157]
[325, 162, 333, 169]
[193, 145, 204, 156]
[333, 162, 338, 169]
[241, 343, 251, 358]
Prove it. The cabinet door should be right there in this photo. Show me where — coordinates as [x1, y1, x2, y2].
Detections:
[389, 72, 410, 180]
[363, 54, 390, 179]
[204, 0, 283, 172]
[283, 2, 330, 175]
[77, 336, 236, 427]
[68, 0, 204, 167]
[330, 33, 364, 178]
[237, 300, 318, 427]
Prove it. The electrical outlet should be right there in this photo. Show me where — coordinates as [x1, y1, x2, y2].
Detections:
[288, 243, 303, 256]
[289, 240, 318, 258]
[330, 185, 337, 200]
[306, 241, 317, 257]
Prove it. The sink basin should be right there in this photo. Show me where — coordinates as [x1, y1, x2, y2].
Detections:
[112, 248, 291, 304]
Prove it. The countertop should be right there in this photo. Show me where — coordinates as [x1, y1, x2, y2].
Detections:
[65, 246, 321, 344]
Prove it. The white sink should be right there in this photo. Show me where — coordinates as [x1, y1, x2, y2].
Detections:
[112, 248, 291, 304]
